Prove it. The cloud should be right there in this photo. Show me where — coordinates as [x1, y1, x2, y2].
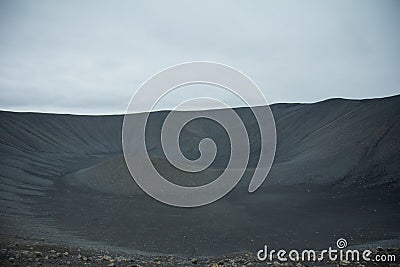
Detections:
[0, 0, 399, 114]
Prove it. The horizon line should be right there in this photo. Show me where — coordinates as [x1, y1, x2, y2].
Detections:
[1, 93, 399, 117]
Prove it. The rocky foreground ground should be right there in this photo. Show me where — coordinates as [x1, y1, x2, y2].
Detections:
[0, 241, 399, 267]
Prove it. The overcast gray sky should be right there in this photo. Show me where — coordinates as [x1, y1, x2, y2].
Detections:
[0, 0, 399, 114]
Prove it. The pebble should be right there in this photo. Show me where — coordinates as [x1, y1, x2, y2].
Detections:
[34, 251, 42, 257]
[340, 260, 350, 266]
[21, 250, 29, 256]
[103, 255, 112, 261]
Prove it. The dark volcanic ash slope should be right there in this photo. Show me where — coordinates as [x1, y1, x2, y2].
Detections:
[270, 96, 400, 187]
[0, 95, 399, 256]
[2, 96, 398, 193]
